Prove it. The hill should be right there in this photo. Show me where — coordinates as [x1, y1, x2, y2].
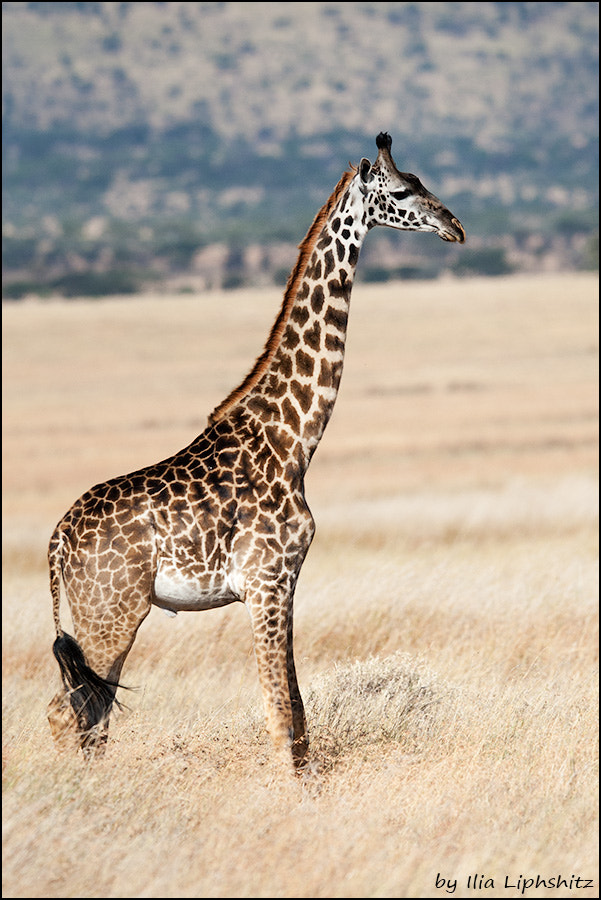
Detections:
[2, 1, 599, 297]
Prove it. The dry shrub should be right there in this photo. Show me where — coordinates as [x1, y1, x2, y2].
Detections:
[304, 652, 450, 767]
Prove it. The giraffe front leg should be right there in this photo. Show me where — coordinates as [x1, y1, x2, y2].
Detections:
[246, 584, 307, 775]
[286, 613, 309, 768]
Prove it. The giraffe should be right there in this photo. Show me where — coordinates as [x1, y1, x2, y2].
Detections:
[48, 132, 465, 772]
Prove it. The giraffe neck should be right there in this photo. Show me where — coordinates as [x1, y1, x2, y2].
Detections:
[211, 171, 368, 471]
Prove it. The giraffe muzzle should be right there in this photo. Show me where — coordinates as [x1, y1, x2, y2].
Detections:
[441, 218, 466, 243]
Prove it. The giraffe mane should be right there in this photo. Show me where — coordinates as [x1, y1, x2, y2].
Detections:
[209, 167, 356, 424]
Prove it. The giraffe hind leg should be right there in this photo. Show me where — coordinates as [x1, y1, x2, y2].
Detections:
[50, 632, 125, 757]
[47, 689, 81, 753]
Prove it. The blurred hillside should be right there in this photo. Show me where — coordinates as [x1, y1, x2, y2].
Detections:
[2, 1, 599, 298]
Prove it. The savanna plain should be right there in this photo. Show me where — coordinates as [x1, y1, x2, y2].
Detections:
[2, 273, 598, 898]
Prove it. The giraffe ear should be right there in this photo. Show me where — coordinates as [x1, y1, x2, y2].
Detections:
[359, 158, 373, 184]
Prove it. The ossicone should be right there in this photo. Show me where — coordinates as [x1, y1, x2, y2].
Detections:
[375, 132, 392, 152]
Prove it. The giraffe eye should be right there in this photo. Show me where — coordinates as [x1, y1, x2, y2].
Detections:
[392, 189, 411, 201]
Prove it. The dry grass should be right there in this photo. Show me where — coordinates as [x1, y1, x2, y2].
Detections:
[2, 273, 599, 898]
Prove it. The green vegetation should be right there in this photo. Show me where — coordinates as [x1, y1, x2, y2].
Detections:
[452, 248, 515, 277]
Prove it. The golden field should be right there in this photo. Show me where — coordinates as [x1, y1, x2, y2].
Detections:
[2, 273, 599, 898]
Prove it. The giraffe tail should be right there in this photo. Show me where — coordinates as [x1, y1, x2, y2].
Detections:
[48, 525, 66, 640]
[48, 525, 124, 743]
[52, 633, 124, 740]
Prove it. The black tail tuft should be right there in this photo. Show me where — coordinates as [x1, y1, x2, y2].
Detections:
[52, 633, 125, 737]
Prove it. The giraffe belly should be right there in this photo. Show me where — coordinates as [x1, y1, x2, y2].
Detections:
[152, 561, 239, 612]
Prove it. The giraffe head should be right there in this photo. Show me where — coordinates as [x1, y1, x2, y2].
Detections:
[357, 132, 465, 242]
